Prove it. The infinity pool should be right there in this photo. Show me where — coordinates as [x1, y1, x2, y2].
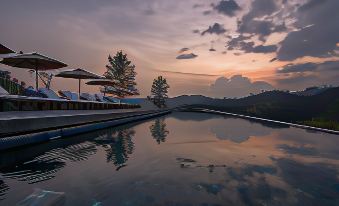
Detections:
[1, 112, 339, 205]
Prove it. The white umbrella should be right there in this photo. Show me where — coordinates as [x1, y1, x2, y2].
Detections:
[0, 52, 67, 90]
[56, 68, 103, 96]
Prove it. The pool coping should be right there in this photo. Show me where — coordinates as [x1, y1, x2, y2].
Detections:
[188, 108, 339, 135]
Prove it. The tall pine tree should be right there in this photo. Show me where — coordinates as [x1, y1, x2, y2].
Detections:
[151, 76, 170, 107]
[104, 51, 138, 98]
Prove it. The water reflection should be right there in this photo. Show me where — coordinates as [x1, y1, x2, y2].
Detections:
[0, 112, 339, 205]
[0, 180, 9, 201]
[149, 118, 169, 144]
[93, 128, 135, 170]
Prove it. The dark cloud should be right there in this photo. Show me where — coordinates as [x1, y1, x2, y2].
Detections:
[201, 23, 227, 36]
[210, 75, 274, 98]
[203, 10, 212, 15]
[237, 0, 286, 41]
[251, 45, 277, 53]
[192, 4, 204, 9]
[277, 0, 339, 60]
[192, 29, 200, 34]
[212, 0, 241, 17]
[176, 53, 198, 59]
[277, 61, 339, 73]
[226, 36, 277, 54]
[276, 73, 318, 88]
[178, 47, 190, 53]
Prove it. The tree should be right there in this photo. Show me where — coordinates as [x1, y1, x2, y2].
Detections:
[104, 51, 138, 98]
[150, 76, 170, 107]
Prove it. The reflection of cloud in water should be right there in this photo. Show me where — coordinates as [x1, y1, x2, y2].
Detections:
[237, 177, 287, 206]
[170, 112, 221, 122]
[277, 144, 318, 156]
[274, 158, 339, 203]
[210, 118, 273, 143]
[227, 165, 277, 182]
[194, 183, 225, 195]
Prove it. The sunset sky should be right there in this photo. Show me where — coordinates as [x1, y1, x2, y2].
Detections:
[0, 0, 338, 97]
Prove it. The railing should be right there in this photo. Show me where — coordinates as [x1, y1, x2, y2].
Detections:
[0, 77, 24, 95]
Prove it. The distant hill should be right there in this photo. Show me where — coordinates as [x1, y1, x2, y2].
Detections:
[166, 87, 339, 130]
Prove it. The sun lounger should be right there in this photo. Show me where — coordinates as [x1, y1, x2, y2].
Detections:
[103, 96, 120, 103]
[23, 86, 42, 97]
[38, 88, 62, 100]
[80, 93, 97, 101]
[94, 93, 107, 102]
[0, 85, 9, 95]
[58, 90, 79, 100]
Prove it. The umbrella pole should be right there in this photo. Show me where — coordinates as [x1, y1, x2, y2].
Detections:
[78, 79, 81, 97]
[35, 68, 39, 91]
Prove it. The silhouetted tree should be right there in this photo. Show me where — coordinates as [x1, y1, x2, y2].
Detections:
[150, 118, 169, 144]
[104, 51, 138, 98]
[150, 76, 169, 107]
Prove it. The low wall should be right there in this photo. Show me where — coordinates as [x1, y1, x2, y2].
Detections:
[0, 109, 171, 151]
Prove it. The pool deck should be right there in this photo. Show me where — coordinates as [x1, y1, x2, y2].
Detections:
[0, 108, 163, 137]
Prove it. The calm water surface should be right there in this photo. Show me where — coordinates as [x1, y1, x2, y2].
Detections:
[1, 112, 339, 205]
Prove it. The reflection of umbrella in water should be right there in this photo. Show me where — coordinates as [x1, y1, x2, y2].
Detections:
[0, 44, 15, 54]
[0, 52, 67, 90]
[56, 68, 103, 96]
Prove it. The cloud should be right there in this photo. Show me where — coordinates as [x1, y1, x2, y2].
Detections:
[251, 45, 278, 53]
[210, 75, 274, 98]
[226, 36, 277, 54]
[212, 0, 241, 17]
[277, 61, 339, 73]
[192, 29, 200, 34]
[201, 23, 227, 35]
[237, 0, 286, 41]
[277, 0, 339, 60]
[178, 47, 190, 53]
[176, 53, 198, 59]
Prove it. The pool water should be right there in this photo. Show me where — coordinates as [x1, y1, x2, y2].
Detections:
[1, 112, 339, 205]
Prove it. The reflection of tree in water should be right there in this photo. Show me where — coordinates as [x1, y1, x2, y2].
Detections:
[149, 118, 169, 144]
[93, 128, 135, 170]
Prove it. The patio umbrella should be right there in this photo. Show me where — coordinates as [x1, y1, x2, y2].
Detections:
[0, 44, 15, 54]
[56, 68, 103, 96]
[86, 79, 119, 96]
[0, 52, 67, 90]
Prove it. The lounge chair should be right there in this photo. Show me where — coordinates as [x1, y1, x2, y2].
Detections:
[80, 93, 97, 101]
[38, 88, 62, 99]
[103, 96, 120, 103]
[94, 93, 108, 102]
[23, 86, 42, 97]
[0, 85, 9, 95]
[58, 90, 79, 100]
